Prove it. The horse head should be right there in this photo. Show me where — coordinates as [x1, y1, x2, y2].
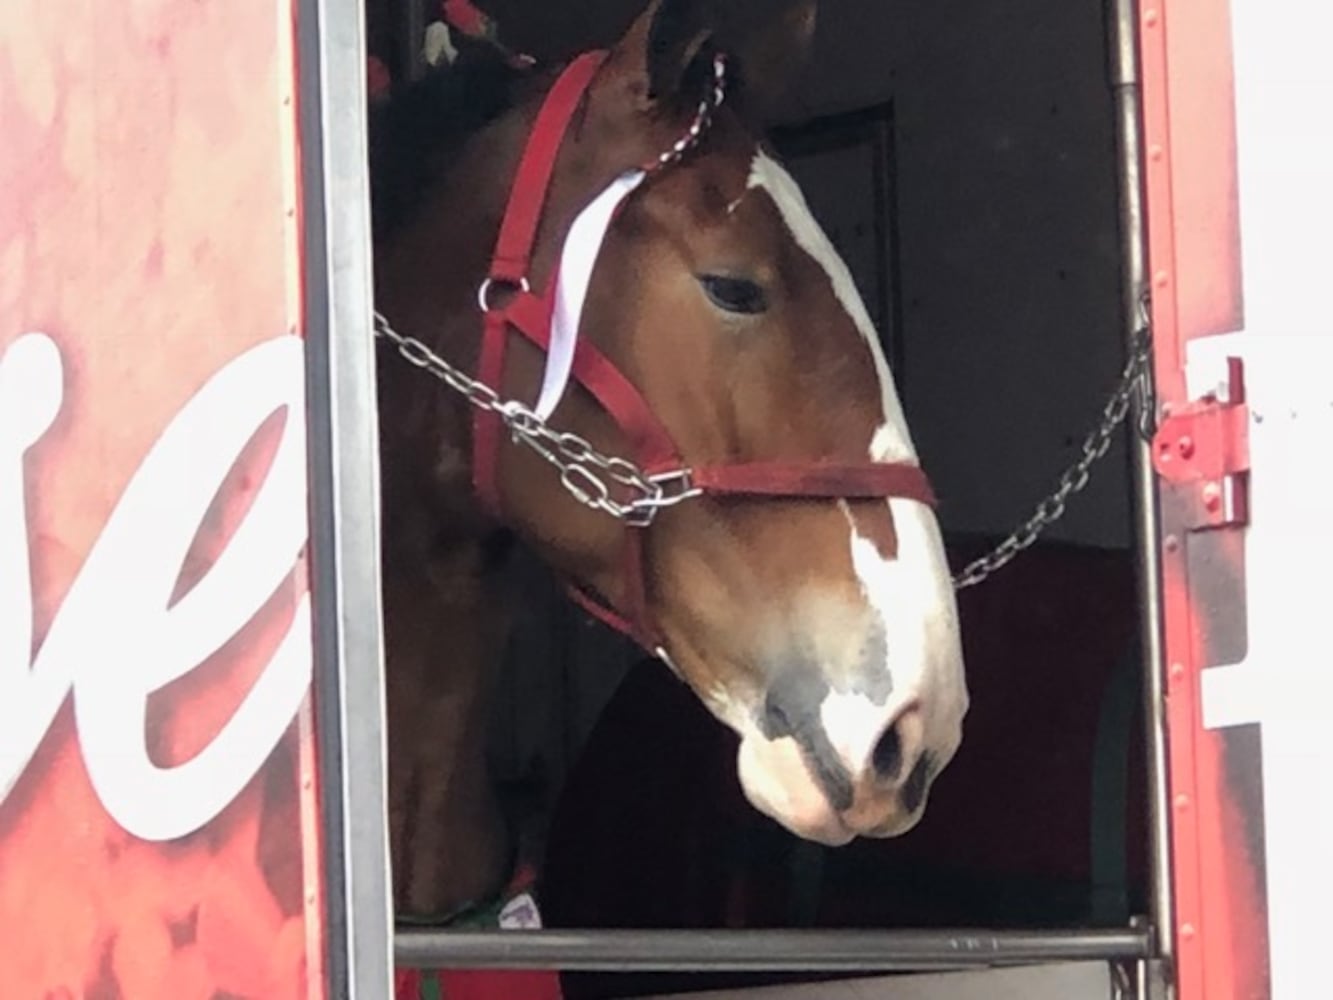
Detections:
[383, 0, 968, 850]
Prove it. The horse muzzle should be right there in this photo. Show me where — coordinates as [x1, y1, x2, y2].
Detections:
[734, 685, 958, 845]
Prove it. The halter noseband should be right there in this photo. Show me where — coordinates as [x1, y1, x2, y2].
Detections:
[469, 50, 938, 650]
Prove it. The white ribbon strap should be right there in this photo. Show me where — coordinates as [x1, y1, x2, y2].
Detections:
[535, 169, 647, 420]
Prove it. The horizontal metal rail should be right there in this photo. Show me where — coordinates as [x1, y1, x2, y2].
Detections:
[395, 926, 1153, 971]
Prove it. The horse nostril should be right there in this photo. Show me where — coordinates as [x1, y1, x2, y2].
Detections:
[871, 722, 903, 780]
[901, 755, 933, 814]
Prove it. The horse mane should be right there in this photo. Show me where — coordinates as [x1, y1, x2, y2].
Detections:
[368, 47, 531, 240]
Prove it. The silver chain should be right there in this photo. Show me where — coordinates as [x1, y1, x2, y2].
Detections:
[950, 323, 1154, 590]
[373, 311, 700, 527]
[653, 53, 728, 170]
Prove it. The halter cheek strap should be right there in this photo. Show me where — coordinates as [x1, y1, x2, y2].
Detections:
[472, 51, 937, 651]
[472, 51, 611, 514]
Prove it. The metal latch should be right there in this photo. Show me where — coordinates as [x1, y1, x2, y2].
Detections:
[1151, 357, 1250, 529]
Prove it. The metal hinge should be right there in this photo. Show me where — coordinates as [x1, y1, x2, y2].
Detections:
[1151, 356, 1250, 530]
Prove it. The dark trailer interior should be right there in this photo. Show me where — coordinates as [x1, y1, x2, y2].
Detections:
[365, 1, 1155, 996]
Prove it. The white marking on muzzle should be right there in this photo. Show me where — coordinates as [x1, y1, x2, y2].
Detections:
[819, 689, 890, 777]
[748, 150, 966, 732]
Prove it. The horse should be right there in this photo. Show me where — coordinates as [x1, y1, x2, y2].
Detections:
[370, 0, 969, 922]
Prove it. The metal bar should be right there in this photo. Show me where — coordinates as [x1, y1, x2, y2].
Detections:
[1107, 0, 1174, 968]
[298, 0, 395, 995]
[400, 0, 428, 83]
[395, 928, 1152, 971]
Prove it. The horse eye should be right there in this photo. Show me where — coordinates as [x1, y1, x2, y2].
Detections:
[699, 274, 768, 315]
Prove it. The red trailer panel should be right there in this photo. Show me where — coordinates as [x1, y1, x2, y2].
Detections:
[1142, 2, 1333, 998]
[0, 1, 331, 996]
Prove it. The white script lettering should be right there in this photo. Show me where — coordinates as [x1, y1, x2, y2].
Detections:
[0, 332, 313, 841]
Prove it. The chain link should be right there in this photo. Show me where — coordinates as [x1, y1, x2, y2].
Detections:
[950, 323, 1154, 590]
[653, 53, 728, 171]
[374, 311, 700, 526]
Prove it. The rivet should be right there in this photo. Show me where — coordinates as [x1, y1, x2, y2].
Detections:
[1174, 793, 1191, 811]
[1201, 481, 1222, 511]
[1253, 411, 1264, 423]
[1176, 436, 1194, 459]
[1170, 662, 1186, 681]
[1149, 144, 1164, 161]
[1164, 534, 1180, 552]
[1154, 269, 1170, 288]
[1180, 922, 1196, 940]
[1144, 9, 1160, 27]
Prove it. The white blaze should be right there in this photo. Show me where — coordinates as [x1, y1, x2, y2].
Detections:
[746, 150, 965, 753]
[746, 151, 916, 462]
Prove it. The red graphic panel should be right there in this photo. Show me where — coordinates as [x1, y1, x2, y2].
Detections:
[0, 1, 326, 998]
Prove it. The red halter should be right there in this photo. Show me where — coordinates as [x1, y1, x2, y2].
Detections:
[471, 51, 937, 650]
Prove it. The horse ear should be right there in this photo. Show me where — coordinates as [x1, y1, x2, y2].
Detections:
[620, 0, 818, 119]
[635, 0, 715, 104]
[714, 0, 818, 119]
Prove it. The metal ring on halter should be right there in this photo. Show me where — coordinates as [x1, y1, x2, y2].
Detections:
[477, 276, 531, 313]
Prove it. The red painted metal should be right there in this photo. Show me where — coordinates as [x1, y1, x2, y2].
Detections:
[1152, 361, 1250, 530]
[0, 1, 327, 997]
[1139, 2, 1268, 998]
[1152, 372, 1250, 488]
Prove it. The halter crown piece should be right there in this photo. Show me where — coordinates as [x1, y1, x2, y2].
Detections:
[464, 50, 938, 650]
